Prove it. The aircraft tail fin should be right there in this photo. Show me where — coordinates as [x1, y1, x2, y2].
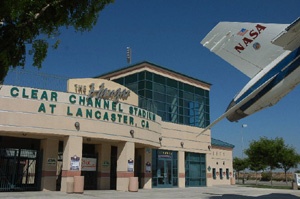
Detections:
[201, 21, 288, 78]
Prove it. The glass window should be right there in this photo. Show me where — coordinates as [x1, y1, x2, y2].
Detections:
[226, 168, 230, 179]
[185, 152, 206, 187]
[138, 81, 145, 90]
[184, 92, 193, 101]
[179, 82, 183, 89]
[194, 95, 204, 105]
[179, 115, 183, 123]
[195, 87, 204, 95]
[167, 78, 177, 88]
[114, 78, 124, 85]
[220, 168, 223, 179]
[153, 92, 165, 102]
[145, 90, 152, 99]
[204, 90, 209, 97]
[205, 97, 209, 106]
[125, 74, 137, 84]
[138, 90, 144, 96]
[113, 70, 210, 128]
[155, 101, 166, 111]
[189, 109, 195, 116]
[146, 71, 152, 80]
[183, 108, 190, 116]
[184, 83, 194, 93]
[126, 82, 138, 93]
[157, 110, 166, 120]
[166, 86, 177, 96]
[212, 168, 216, 179]
[145, 81, 152, 90]
[138, 71, 145, 80]
[179, 98, 183, 106]
[189, 117, 195, 125]
[173, 178, 178, 186]
[167, 110, 178, 123]
[154, 74, 165, 84]
[153, 83, 165, 93]
[183, 116, 190, 125]
[167, 95, 178, 104]
[179, 90, 183, 98]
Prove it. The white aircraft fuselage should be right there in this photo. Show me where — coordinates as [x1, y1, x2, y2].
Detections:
[226, 48, 300, 121]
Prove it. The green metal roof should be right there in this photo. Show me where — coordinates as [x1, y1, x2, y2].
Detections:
[95, 61, 212, 86]
[211, 138, 235, 149]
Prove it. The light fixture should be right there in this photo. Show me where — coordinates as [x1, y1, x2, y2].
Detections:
[208, 145, 211, 150]
[75, 122, 80, 131]
[130, 130, 134, 137]
[22, 133, 27, 136]
[180, 141, 184, 147]
[159, 137, 162, 142]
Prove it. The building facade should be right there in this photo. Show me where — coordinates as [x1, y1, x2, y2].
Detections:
[0, 61, 234, 192]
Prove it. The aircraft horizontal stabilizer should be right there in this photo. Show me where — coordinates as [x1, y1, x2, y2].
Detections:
[272, 17, 300, 51]
[196, 74, 278, 137]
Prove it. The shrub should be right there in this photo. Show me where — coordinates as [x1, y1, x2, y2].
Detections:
[260, 172, 272, 181]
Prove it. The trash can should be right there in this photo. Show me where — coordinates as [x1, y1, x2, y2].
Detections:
[73, 176, 84, 194]
[230, 177, 235, 185]
[66, 181, 74, 193]
[128, 177, 138, 192]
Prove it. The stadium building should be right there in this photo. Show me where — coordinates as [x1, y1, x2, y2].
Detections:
[0, 61, 234, 192]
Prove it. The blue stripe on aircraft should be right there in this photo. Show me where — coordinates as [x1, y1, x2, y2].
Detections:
[237, 47, 300, 111]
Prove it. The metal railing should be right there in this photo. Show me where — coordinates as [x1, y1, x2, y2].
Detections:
[3, 68, 70, 92]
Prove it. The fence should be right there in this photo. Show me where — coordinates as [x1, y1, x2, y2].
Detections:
[0, 148, 42, 191]
[3, 68, 70, 92]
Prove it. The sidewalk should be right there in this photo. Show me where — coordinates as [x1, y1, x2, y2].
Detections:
[0, 185, 299, 199]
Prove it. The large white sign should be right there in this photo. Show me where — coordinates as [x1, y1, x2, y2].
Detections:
[295, 173, 300, 186]
[82, 157, 97, 171]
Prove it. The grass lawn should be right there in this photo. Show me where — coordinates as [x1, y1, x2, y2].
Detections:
[241, 184, 293, 190]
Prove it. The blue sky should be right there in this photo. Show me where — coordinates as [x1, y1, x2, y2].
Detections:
[5, 0, 300, 157]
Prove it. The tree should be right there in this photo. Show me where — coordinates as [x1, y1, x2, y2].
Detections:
[245, 137, 285, 186]
[233, 157, 248, 183]
[248, 161, 266, 185]
[244, 138, 267, 185]
[279, 146, 300, 183]
[0, 0, 114, 81]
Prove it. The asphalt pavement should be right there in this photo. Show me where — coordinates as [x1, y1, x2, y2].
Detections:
[0, 185, 299, 199]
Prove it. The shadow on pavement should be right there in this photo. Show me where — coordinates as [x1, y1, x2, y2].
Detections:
[210, 193, 300, 199]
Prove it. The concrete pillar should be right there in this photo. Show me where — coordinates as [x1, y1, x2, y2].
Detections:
[40, 138, 59, 191]
[96, 143, 111, 190]
[116, 141, 135, 191]
[206, 152, 213, 186]
[137, 148, 152, 189]
[178, 151, 185, 188]
[60, 135, 83, 192]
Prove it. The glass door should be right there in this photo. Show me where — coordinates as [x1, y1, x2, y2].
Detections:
[157, 159, 172, 187]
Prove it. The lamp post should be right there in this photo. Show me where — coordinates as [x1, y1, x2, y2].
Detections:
[241, 124, 247, 184]
[241, 124, 247, 158]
